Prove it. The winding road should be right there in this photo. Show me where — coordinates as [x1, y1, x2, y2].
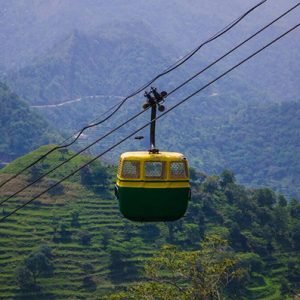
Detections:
[30, 94, 125, 109]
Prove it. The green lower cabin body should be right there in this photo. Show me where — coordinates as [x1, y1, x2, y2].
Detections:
[115, 186, 190, 222]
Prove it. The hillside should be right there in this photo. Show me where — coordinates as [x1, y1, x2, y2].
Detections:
[159, 99, 300, 198]
[30, 94, 300, 199]
[0, 0, 299, 199]
[0, 1, 299, 295]
[0, 146, 299, 299]
[0, 83, 59, 166]
[216, 101, 300, 196]
[2, 0, 300, 105]
[0, 1, 299, 200]
[5, 29, 172, 105]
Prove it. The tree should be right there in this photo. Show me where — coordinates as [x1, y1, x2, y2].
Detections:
[123, 221, 137, 240]
[183, 223, 200, 246]
[254, 188, 276, 207]
[91, 163, 110, 187]
[26, 253, 50, 283]
[60, 223, 70, 239]
[25, 245, 53, 283]
[78, 230, 92, 245]
[101, 228, 113, 250]
[280, 277, 291, 298]
[189, 167, 197, 182]
[81, 263, 96, 291]
[165, 219, 185, 244]
[80, 163, 109, 186]
[202, 175, 219, 193]
[108, 239, 141, 283]
[47, 179, 64, 196]
[82, 262, 94, 274]
[28, 165, 44, 182]
[238, 252, 264, 274]
[58, 148, 69, 161]
[273, 205, 290, 248]
[54, 222, 72, 242]
[278, 194, 287, 207]
[139, 223, 160, 242]
[71, 210, 80, 227]
[289, 198, 300, 219]
[16, 265, 35, 290]
[15, 245, 53, 290]
[108, 244, 127, 283]
[290, 222, 300, 251]
[166, 222, 176, 244]
[106, 235, 243, 299]
[220, 169, 235, 188]
[80, 165, 93, 186]
[80, 162, 110, 193]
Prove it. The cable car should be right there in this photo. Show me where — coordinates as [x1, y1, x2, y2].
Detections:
[115, 88, 191, 222]
[115, 151, 190, 221]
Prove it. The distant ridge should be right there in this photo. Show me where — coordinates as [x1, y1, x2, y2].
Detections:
[0, 82, 60, 163]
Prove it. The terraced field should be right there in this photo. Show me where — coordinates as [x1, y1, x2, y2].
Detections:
[0, 147, 165, 299]
[1, 146, 298, 299]
[0, 176, 164, 299]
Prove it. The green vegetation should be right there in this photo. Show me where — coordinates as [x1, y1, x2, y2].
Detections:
[0, 147, 299, 299]
[1, 3, 299, 298]
[0, 83, 59, 163]
[215, 101, 300, 198]
[22, 85, 300, 200]
[1, 145, 90, 183]
[107, 235, 243, 299]
[16, 245, 54, 291]
[5, 30, 168, 106]
[2, 29, 299, 199]
[1, 1, 299, 207]
[160, 99, 300, 199]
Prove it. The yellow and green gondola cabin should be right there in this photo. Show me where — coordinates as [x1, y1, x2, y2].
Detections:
[115, 151, 191, 222]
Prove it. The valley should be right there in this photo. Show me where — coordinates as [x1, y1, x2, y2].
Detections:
[0, 1, 299, 298]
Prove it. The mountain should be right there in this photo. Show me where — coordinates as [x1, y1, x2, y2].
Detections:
[30, 91, 300, 198]
[0, 1, 299, 195]
[215, 101, 300, 196]
[0, 146, 299, 298]
[5, 28, 172, 105]
[157, 99, 300, 198]
[0, 2, 299, 298]
[1, 0, 299, 104]
[0, 82, 59, 165]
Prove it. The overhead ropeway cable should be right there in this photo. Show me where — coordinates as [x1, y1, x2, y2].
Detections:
[1, 21, 298, 223]
[0, 0, 268, 190]
[0, 2, 297, 209]
[167, 2, 300, 97]
[0, 2, 298, 209]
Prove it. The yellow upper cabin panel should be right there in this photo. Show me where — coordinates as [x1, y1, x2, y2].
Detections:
[119, 151, 186, 161]
[117, 151, 189, 182]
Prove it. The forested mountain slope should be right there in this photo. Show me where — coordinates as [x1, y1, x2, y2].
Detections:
[1, 0, 299, 104]
[0, 147, 299, 299]
[5, 29, 171, 105]
[0, 83, 59, 165]
[0, 2, 299, 202]
[216, 101, 300, 196]
[33, 95, 300, 198]
[159, 100, 300, 198]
